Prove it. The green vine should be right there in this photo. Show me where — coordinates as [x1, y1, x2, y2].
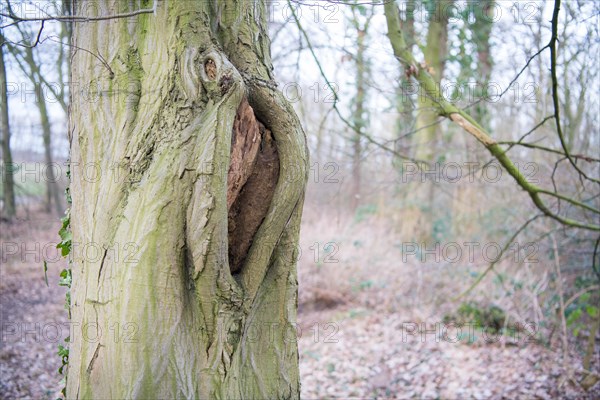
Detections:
[56, 164, 72, 399]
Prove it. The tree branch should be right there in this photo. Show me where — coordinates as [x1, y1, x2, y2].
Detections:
[549, 0, 600, 185]
[383, 0, 600, 231]
[497, 140, 600, 163]
[0, 6, 155, 29]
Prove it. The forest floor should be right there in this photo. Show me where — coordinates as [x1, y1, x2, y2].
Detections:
[0, 209, 599, 399]
[298, 307, 599, 399]
[1, 213, 67, 399]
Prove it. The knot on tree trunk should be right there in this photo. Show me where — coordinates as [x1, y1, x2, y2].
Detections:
[227, 98, 279, 274]
[180, 48, 241, 101]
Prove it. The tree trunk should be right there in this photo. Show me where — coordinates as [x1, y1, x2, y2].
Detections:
[37, 83, 63, 216]
[472, 0, 494, 130]
[67, 1, 308, 398]
[414, 0, 450, 155]
[0, 38, 16, 219]
[451, 0, 495, 238]
[350, 17, 370, 212]
[410, 0, 451, 242]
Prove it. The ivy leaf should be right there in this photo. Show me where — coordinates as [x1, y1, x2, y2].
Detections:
[60, 243, 71, 257]
[57, 344, 69, 358]
[43, 260, 49, 287]
[59, 229, 72, 242]
[58, 269, 72, 288]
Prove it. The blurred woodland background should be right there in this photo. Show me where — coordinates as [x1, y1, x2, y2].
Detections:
[1, 0, 599, 398]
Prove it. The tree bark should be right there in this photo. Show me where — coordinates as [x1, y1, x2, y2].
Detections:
[67, 1, 308, 398]
[0, 38, 16, 219]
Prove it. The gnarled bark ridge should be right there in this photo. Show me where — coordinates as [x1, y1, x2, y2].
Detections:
[68, 1, 308, 398]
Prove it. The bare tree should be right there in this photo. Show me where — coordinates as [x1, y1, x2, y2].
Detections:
[348, 3, 374, 211]
[4, 2, 65, 216]
[0, 35, 16, 219]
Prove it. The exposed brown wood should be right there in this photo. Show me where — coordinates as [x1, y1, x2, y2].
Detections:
[227, 98, 262, 210]
[227, 98, 280, 274]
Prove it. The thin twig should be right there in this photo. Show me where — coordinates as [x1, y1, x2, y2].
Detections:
[498, 141, 600, 163]
[564, 285, 600, 310]
[465, 45, 550, 112]
[0, 6, 155, 29]
[47, 37, 114, 79]
[452, 213, 543, 301]
[549, 0, 600, 185]
[286, 0, 420, 164]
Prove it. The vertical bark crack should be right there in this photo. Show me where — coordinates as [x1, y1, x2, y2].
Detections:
[227, 98, 279, 274]
[86, 343, 103, 375]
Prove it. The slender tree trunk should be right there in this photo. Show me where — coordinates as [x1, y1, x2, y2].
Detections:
[472, 0, 494, 130]
[0, 39, 16, 219]
[414, 0, 450, 155]
[393, 0, 415, 135]
[351, 26, 368, 211]
[451, 0, 495, 238]
[67, 1, 307, 398]
[37, 84, 63, 216]
[410, 0, 451, 241]
[393, 0, 416, 235]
